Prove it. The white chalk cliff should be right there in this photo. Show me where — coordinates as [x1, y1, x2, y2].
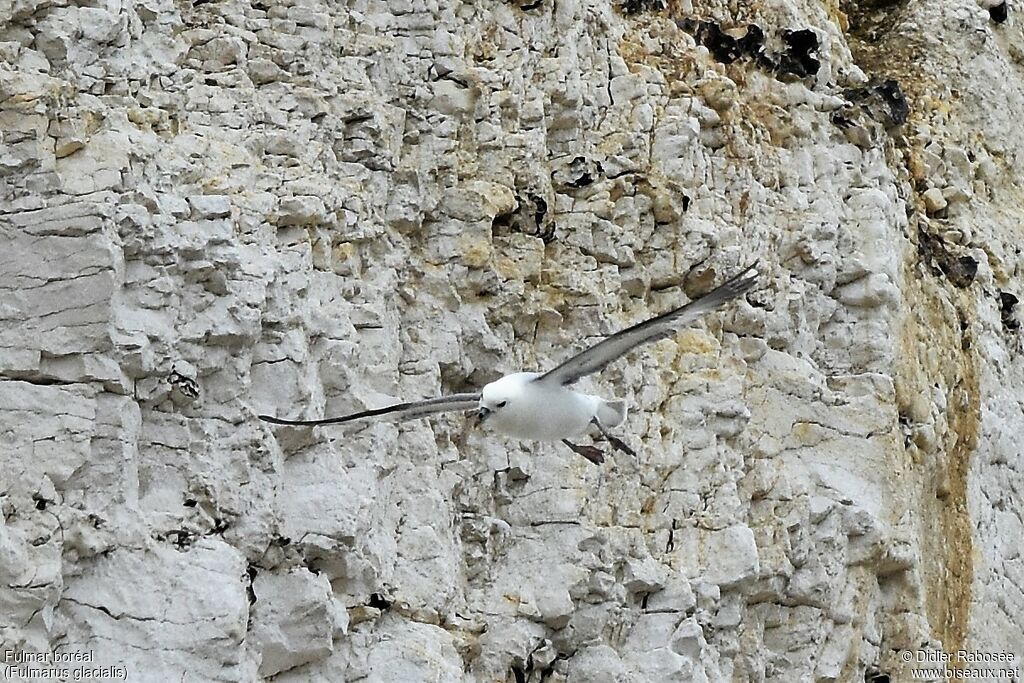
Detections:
[2, 0, 1022, 680]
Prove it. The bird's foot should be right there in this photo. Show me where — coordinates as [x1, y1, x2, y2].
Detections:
[590, 418, 637, 457]
[604, 433, 637, 458]
[562, 439, 605, 465]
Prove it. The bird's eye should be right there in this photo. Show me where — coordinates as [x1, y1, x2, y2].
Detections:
[496, 401, 507, 408]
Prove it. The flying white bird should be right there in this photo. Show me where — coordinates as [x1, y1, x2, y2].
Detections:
[259, 264, 758, 463]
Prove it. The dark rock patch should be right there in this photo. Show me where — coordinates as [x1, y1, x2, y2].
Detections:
[845, 79, 909, 127]
[917, 228, 978, 288]
[777, 29, 821, 79]
[492, 192, 554, 242]
[618, 0, 667, 14]
[989, 1, 1008, 23]
[676, 19, 821, 80]
[552, 156, 604, 190]
[1000, 291, 1020, 331]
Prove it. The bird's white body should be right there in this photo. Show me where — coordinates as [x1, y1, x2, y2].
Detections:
[479, 372, 626, 441]
[258, 263, 758, 462]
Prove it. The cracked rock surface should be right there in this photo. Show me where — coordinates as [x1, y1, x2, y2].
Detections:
[2, 0, 1022, 680]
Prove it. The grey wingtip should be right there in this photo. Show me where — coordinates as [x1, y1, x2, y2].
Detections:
[734, 260, 760, 280]
[258, 414, 317, 426]
[688, 262, 760, 310]
[730, 261, 761, 291]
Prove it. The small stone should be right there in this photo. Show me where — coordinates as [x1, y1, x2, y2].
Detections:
[836, 272, 899, 308]
[348, 605, 381, 625]
[535, 586, 574, 629]
[669, 617, 707, 660]
[278, 196, 327, 226]
[703, 526, 759, 588]
[249, 58, 285, 85]
[430, 80, 478, 115]
[250, 569, 345, 677]
[453, 181, 517, 222]
[698, 77, 738, 113]
[55, 138, 86, 158]
[158, 194, 191, 218]
[623, 557, 666, 594]
[188, 194, 232, 219]
[922, 187, 948, 215]
[942, 184, 972, 205]
[645, 576, 696, 613]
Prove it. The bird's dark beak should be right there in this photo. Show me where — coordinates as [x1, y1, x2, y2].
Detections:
[473, 407, 491, 428]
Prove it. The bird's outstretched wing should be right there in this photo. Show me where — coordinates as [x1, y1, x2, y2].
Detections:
[534, 263, 759, 387]
[258, 393, 481, 427]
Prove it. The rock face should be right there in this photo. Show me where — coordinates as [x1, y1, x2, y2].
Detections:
[2, 0, 1022, 681]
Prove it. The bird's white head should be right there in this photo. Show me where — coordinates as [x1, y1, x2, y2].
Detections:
[474, 373, 532, 427]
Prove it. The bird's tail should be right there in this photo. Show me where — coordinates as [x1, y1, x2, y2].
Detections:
[597, 399, 627, 428]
